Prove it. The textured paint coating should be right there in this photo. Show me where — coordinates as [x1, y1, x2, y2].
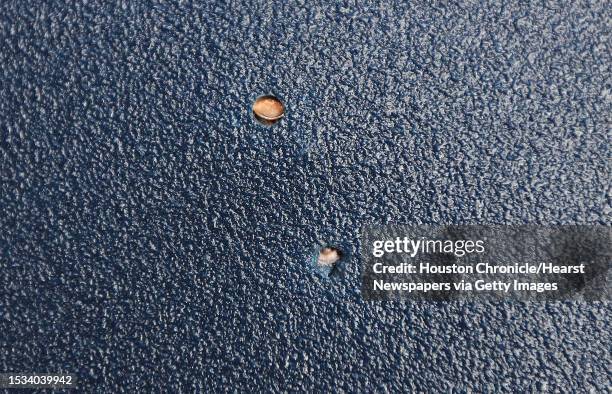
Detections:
[0, 1, 610, 391]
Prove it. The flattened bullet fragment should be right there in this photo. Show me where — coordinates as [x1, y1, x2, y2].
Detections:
[318, 247, 342, 267]
[252, 95, 284, 124]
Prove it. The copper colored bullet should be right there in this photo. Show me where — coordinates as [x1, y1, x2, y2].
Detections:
[252, 95, 284, 125]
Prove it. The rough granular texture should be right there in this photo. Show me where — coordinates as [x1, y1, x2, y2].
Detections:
[1, 1, 610, 391]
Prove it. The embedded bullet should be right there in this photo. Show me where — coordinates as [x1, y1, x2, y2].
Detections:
[318, 247, 342, 267]
[252, 95, 284, 125]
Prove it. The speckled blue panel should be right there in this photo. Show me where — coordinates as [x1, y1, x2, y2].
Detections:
[1, 1, 610, 391]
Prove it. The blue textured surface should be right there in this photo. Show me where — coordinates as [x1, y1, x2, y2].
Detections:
[1, 1, 610, 391]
